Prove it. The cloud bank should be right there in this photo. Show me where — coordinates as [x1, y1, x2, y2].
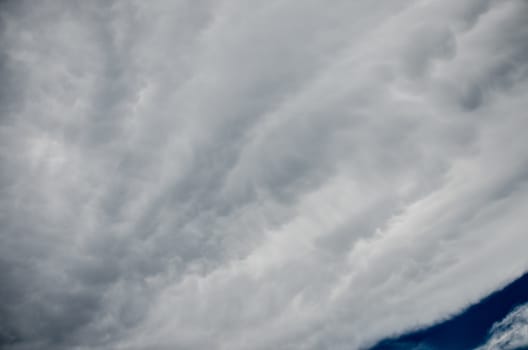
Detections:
[1, 0, 528, 349]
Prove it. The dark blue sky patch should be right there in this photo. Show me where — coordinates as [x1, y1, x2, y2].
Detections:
[368, 271, 528, 350]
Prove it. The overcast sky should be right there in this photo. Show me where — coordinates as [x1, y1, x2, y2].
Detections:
[1, 0, 528, 349]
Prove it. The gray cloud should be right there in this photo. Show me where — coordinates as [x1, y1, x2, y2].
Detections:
[1, 0, 528, 349]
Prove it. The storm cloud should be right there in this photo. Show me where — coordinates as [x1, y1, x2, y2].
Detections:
[1, 0, 528, 349]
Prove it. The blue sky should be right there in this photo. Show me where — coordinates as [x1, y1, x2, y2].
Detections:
[370, 272, 528, 350]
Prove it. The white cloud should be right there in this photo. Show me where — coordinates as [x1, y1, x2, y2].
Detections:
[477, 303, 528, 350]
[0, 0, 527, 349]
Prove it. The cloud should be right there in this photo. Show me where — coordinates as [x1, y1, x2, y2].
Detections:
[477, 303, 528, 350]
[0, 0, 527, 349]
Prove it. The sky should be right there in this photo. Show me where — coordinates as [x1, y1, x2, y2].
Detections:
[371, 271, 528, 350]
[0, 0, 527, 349]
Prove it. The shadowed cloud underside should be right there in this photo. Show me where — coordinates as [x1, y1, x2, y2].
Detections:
[1, 0, 528, 349]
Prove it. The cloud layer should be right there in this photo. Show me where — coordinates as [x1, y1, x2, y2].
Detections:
[1, 0, 528, 349]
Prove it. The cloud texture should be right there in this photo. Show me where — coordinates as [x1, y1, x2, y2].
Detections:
[1, 0, 528, 349]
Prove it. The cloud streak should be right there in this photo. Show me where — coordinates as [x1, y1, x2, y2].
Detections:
[477, 303, 528, 350]
[1, 0, 528, 349]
